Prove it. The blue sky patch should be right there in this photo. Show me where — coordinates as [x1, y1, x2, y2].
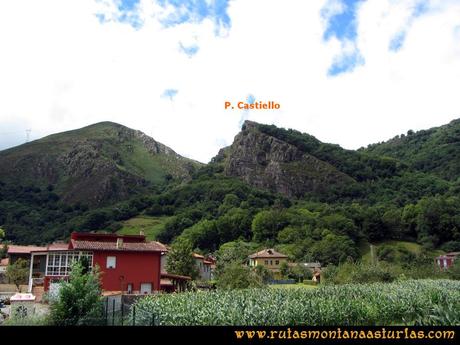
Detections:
[96, 0, 231, 33]
[328, 49, 364, 76]
[322, 0, 365, 76]
[157, 0, 231, 33]
[322, 0, 363, 41]
[389, 31, 406, 52]
[179, 43, 200, 57]
[161, 89, 179, 100]
[413, 1, 429, 18]
[117, 0, 140, 12]
[95, 0, 143, 29]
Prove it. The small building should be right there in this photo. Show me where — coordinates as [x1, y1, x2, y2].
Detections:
[27, 232, 167, 295]
[436, 252, 460, 269]
[248, 249, 288, 280]
[193, 253, 213, 281]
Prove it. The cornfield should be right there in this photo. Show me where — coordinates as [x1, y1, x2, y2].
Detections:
[130, 279, 460, 326]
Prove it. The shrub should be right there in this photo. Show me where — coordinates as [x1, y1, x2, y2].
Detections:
[49, 262, 104, 325]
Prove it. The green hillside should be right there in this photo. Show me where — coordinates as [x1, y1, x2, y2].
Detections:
[0, 122, 202, 206]
[115, 215, 171, 241]
[362, 119, 460, 181]
[1, 119, 460, 262]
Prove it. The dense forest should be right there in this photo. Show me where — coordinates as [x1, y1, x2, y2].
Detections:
[1, 119, 460, 268]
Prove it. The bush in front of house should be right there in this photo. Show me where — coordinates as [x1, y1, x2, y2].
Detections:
[49, 262, 104, 325]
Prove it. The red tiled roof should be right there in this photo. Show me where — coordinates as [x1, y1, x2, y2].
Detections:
[70, 239, 167, 252]
[248, 248, 288, 259]
[203, 260, 212, 265]
[7, 245, 47, 254]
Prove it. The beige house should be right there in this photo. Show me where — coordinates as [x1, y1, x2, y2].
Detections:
[248, 249, 288, 279]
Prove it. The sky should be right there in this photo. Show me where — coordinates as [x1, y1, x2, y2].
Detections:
[0, 0, 459, 163]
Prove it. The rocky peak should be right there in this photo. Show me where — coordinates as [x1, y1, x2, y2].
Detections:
[218, 121, 355, 198]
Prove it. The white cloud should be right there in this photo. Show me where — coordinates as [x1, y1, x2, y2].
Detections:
[0, 0, 459, 163]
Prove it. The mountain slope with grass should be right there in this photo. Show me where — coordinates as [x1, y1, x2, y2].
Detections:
[0, 122, 202, 206]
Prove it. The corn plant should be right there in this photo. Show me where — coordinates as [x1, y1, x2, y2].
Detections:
[130, 279, 460, 326]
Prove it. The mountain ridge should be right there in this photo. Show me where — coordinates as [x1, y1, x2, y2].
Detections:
[0, 121, 202, 206]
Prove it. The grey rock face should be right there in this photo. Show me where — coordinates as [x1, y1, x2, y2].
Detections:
[221, 121, 355, 198]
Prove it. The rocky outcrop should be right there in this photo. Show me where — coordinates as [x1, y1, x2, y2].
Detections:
[218, 121, 355, 198]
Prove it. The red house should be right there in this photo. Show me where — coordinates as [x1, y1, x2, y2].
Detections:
[435, 252, 460, 270]
[28, 232, 167, 295]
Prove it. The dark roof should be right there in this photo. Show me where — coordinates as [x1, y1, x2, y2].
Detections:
[436, 252, 460, 259]
[70, 239, 167, 252]
[248, 249, 288, 259]
[161, 272, 192, 281]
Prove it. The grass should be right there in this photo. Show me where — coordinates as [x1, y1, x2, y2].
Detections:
[361, 240, 443, 264]
[116, 215, 171, 241]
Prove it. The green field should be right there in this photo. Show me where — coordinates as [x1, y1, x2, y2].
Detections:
[131, 279, 460, 326]
[116, 215, 171, 241]
[360, 240, 443, 264]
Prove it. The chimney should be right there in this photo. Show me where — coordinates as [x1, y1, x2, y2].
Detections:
[116, 238, 123, 249]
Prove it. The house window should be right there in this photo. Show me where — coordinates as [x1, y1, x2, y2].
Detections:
[264, 260, 268, 265]
[270, 260, 273, 265]
[46, 251, 93, 276]
[275, 260, 279, 265]
[107, 256, 116, 269]
[127, 283, 133, 294]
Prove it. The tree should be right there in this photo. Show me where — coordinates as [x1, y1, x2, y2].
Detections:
[6, 258, 29, 291]
[49, 262, 104, 325]
[310, 232, 358, 265]
[289, 264, 312, 283]
[279, 261, 290, 278]
[214, 240, 258, 278]
[254, 265, 273, 283]
[252, 209, 289, 242]
[447, 259, 460, 280]
[0, 228, 7, 259]
[165, 238, 199, 280]
[216, 263, 264, 289]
